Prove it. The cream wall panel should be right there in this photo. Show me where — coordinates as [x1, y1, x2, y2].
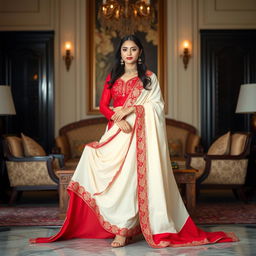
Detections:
[166, 0, 178, 119]
[75, 0, 95, 121]
[0, 0, 39, 12]
[76, 0, 87, 120]
[54, 0, 61, 136]
[166, 0, 199, 130]
[199, 0, 256, 28]
[177, 0, 194, 125]
[0, 0, 54, 29]
[192, 0, 200, 132]
[216, 0, 256, 10]
[55, 0, 97, 135]
[57, 0, 77, 131]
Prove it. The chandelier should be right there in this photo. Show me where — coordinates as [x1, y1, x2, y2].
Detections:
[98, 0, 155, 37]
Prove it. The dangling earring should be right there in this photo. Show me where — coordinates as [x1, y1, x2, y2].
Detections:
[120, 59, 124, 65]
[138, 57, 142, 65]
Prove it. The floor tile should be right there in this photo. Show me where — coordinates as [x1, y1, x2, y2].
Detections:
[0, 224, 256, 256]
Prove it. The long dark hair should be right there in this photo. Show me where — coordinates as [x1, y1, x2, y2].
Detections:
[108, 35, 151, 90]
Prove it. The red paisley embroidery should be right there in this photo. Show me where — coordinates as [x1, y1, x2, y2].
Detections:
[112, 77, 139, 100]
[123, 79, 144, 108]
[134, 105, 169, 248]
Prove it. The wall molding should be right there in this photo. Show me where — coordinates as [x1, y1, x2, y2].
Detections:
[0, 0, 54, 29]
[199, 0, 256, 29]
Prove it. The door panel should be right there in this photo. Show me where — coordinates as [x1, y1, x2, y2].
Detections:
[201, 30, 256, 148]
[0, 32, 54, 152]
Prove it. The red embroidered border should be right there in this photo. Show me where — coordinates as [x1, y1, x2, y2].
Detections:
[112, 77, 139, 100]
[133, 91, 238, 248]
[123, 79, 144, 108]
[134, 105, 169, 248]
[68, 181, 141, 237]
[134, 103, 213, 248]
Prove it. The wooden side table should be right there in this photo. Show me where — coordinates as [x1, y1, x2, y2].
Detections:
[173, 169, 197, 214]
[56, 168, 197, 219]
[56, 169, 74, 219]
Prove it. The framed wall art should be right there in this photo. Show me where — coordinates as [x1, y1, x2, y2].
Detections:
[87, 0, 167, 114]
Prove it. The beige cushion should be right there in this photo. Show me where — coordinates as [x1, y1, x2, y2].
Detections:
[6, 136, 24, 157]
[230, 134, 247, 155]
[208, 131, 230, 155]
[21, 133, 46, 157]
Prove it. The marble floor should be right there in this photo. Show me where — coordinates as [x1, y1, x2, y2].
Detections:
[0, 224, 256, 256]
[1, 190, 256, 256]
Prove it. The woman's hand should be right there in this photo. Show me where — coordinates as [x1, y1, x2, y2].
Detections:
[111, 107, 135, 122]
[115, 120, 132, 133]
[113, 106, 122, 112]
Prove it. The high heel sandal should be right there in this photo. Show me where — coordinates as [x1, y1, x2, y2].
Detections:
[111, 236, 132, 248]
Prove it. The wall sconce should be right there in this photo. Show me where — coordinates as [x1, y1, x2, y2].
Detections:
[181, 40, 191, 70]
[63, 42, 73, 71]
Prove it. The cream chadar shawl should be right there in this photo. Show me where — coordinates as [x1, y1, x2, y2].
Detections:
[31, 72, 238, 248]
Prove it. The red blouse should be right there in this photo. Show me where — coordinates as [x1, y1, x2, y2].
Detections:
[99, 74, 139, 121]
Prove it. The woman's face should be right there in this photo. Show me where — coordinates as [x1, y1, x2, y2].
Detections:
[120, 40, 141, 65]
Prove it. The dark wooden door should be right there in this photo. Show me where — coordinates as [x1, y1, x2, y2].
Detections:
[201, 30, 256, 188]
[0, 31, 54, 152]
[201, 30, 256, 148]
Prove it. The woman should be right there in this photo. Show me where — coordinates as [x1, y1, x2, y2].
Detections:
[31, 35, 238, 248]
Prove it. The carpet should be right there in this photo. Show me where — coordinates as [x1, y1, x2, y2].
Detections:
[193, 202, 256, 224]
[1, 202, 256, 226]
[0, 206, 64, 226]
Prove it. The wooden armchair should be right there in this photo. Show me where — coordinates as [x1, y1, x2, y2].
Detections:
[3, 134, 64, 204]
[185, 132, 252, 200]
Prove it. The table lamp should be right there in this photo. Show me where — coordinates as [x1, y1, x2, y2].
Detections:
[0, 85, 16, 116]
[0, 85, 16, 208]
[236, 83, 256, 132]
[0, 85, 16, 133]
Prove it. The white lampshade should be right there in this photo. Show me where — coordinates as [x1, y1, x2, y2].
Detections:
[236, 83, 256, 114]
[0, 85, 16, 115]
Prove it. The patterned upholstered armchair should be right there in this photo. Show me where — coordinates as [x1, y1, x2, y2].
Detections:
[185, 132, 252, 200]
[3, 134, 64, 204]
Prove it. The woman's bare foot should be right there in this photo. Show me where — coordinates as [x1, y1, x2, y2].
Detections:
[111, 235, 128, 248]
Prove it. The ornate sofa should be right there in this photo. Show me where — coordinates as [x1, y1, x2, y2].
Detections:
[55, 117, 201, 169]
